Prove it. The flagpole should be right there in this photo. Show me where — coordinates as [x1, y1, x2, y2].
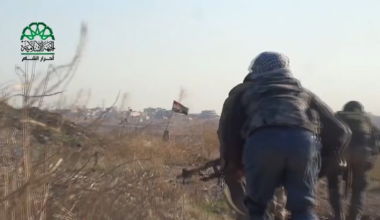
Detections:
[162, 109, 173, 142]
[165, 109, 174, 130]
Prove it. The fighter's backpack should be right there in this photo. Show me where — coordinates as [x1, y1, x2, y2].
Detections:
[335, 111, 379, 155]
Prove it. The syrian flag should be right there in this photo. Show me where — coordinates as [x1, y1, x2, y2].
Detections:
[172, 100, 189, 115]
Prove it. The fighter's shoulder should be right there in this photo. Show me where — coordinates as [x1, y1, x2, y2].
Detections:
[300, 88, 315, 98]
[228, 82, 253, 96]
[301, 88, 334, 111]
[221, 83, 252, 112]
[364, 115, 378, 129]
[335, 111, 344, 117]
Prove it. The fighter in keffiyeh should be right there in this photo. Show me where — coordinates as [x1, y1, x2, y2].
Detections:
[172, 100, 189, 115]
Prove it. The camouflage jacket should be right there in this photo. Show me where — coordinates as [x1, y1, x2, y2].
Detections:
[218, 68, 351, 170]
[335, 111, 380, 155]
[240, 68, 349, 141]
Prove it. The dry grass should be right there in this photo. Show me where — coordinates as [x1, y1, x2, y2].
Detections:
[0, 111, 232, 220]
[0, 22, 234, 220]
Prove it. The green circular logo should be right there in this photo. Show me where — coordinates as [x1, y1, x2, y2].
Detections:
[20, 22, 55, 41]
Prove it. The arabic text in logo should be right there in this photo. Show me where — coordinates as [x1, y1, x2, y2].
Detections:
[21, 22, 55, 62]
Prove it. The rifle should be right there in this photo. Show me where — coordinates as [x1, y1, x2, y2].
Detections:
[176, 158, 247, 215]
[176, 158, 222, 184]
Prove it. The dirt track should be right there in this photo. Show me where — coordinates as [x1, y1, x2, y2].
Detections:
[316, 179, 380, 220]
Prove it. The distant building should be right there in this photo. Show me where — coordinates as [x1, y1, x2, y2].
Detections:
[199, 110, 218, 119]
[143, 107, 170, 119]
[154, 109, 170, 120]
[54, 105, 222, 122]
[143, 108, 157, 116]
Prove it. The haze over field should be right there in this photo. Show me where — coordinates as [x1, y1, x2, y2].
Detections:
[1, 0, 380, 114]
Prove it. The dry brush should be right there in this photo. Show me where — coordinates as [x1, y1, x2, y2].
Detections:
[0, 23, 231, 220]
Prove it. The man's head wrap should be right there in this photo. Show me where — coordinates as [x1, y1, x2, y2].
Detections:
[248, 51, 290, 74]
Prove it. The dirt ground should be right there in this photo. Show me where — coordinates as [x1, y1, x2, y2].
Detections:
[315, 178, 380, 220]
[315, 157, 380, 219]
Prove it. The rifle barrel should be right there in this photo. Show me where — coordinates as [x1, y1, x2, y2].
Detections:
[176, 158, 221, 181]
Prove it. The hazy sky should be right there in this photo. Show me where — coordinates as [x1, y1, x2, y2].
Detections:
[1, 0, 380, 114]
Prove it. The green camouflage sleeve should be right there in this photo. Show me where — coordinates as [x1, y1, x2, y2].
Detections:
[368, 118, 380, 155]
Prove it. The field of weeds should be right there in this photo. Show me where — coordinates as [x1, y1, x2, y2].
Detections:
[0, 23, 233, 220]
[0, 105, 233, 220]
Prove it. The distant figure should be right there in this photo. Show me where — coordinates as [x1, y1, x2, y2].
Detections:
[335, 101, 380, 220]
[162, 129, 170, 142]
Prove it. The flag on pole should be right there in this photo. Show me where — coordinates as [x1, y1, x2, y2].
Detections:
[172, 100, 189, 115]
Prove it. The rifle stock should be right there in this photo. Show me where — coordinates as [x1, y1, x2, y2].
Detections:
[176, 158, 246, 215]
